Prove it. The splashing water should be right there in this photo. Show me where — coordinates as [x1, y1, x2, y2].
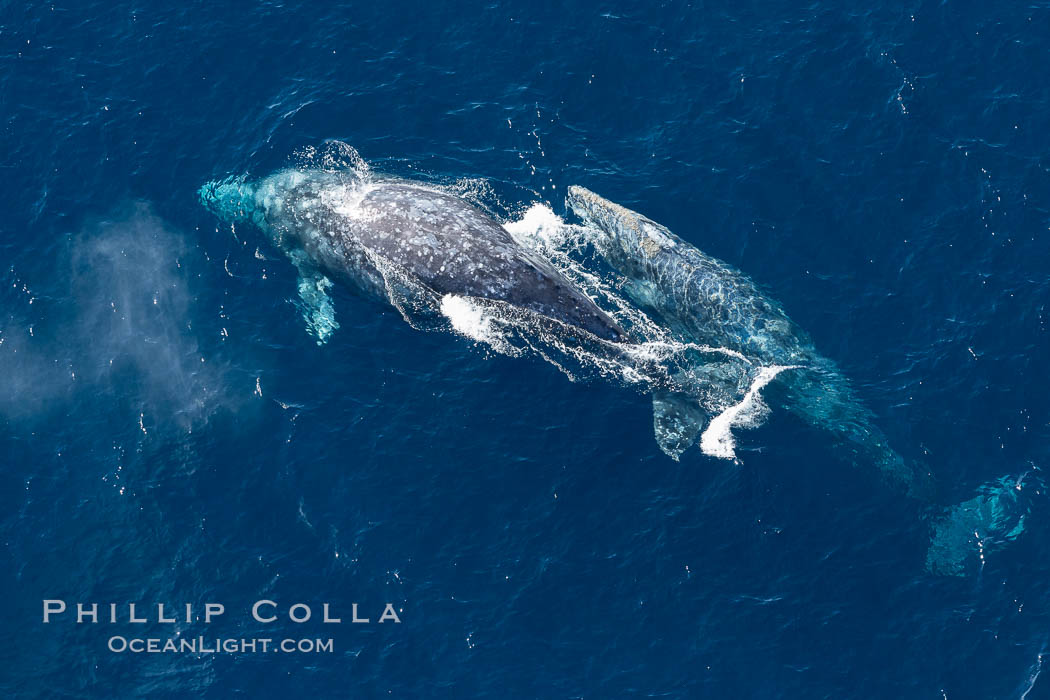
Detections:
[700, 365, 799, 460]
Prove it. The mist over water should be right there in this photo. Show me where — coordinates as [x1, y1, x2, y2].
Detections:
[1, 205, 238, 431]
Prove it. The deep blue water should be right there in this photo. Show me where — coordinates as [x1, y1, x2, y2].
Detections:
[3, 1, 1050, 697]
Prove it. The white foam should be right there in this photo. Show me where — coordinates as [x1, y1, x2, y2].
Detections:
[498, 204, 755, 390]
[623, 340, 752, 366]
[700, 365, 797, 460]
[503, 203, 565, 240]
[440, 294, 495, 343]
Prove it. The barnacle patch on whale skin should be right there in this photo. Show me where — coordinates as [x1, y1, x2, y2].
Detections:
[640, 236, 664, 258]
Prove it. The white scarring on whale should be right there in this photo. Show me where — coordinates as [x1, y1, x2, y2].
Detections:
[566, 185, 1038, 575]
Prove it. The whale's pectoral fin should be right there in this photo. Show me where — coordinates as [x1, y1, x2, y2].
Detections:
[652, 389, 706, 460]
[297, 272, 340, 345]
[288, 250, 340, 345]
[925, 471, 1042, 576]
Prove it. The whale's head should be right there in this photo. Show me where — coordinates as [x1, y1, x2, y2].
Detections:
[566, 186, 677, 280]
[200, 170, 356, 231]
[199, 178, 265, 228]
[199, 170, 320, 247]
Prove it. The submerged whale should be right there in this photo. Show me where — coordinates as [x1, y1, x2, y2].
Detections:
[566, 185, 1036, 575]
[567, 186, 912, 483]
[199, 169, 626, 343]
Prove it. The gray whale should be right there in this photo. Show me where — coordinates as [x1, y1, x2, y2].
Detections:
[567, 184, 1037, 575]
[566, 185, 909, 482]
[200, 169, 626, 343]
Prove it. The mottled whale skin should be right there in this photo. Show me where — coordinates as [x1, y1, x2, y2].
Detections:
[567, 185, 1036, 575]
[200, 169, 626, 342]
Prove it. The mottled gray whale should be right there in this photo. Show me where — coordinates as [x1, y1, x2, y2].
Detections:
[567, 185, 1036, 575]
[199, 169, 626, 343]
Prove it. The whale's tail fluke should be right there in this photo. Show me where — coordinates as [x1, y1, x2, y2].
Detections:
[925, 470, 1042, 576]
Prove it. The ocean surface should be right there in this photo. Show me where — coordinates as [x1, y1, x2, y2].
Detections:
[3, 1, 1050, 697]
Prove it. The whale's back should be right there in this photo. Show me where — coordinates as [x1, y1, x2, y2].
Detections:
[302, 181, 626, 342]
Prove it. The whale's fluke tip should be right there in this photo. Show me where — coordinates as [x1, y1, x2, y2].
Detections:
[926, 471, 1042, 576]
